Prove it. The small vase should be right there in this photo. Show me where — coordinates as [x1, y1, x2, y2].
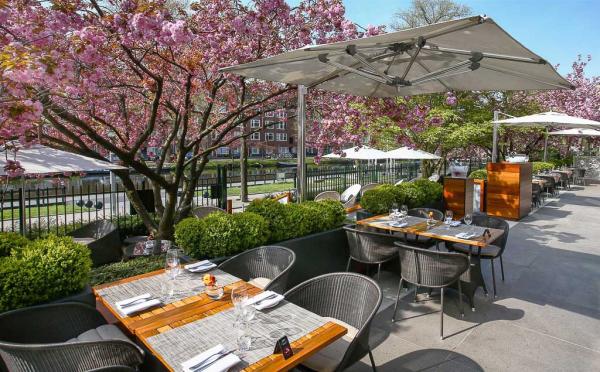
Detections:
[205, 285, 224, 300]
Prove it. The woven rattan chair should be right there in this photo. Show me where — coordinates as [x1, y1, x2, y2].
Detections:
[314, 191, 341, 202]
[532, 182, 542, 208]
[284, 273, 382, 372]
[218, 246, 296, 294]
[191, 205, 226, 219]
[359, 183, 379, 196]
[394, 179, 406, 186]
[446, 214, 509, 297]
[343, 225, 399, 282]
[403, 208, 444, 248]
[341, 184, 361, 209]
[537, 175, 557, 197]
[392, 242, 469, 339]
[0, 302, 144, 372]
[67, 220, 122, 267]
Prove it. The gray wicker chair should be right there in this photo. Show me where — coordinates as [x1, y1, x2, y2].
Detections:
[359, 183, 379, 197]
[446, 214, 509, 297]
[314, 191, 341, 202]
[341, 184, 361, 209]
[191, 206, 226, 219]
[392, 242, 469, 339]
[68, 220, 122, 267]
[343, 225, 399, 282]
[0, 302, 144, 372]
[403, 208, 444, 248]
[284, 273, 382, 372]
[218, 246, 296, 294]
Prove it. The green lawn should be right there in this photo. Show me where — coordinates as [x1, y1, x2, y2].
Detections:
[1, 204, 94, 220]
[227, 182, 295, 197]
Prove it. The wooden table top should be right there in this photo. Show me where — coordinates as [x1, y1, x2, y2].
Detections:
[94, 269, 347, 372]
[357, 214, 504, 248]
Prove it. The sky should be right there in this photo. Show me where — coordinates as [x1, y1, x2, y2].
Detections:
[287, 0, 600, 77]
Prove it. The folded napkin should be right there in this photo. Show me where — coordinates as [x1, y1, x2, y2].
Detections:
[181, 344, 241, 372]
[244, 290, 285, 310]
[387, 221, 408, 228]
[449, 221, 462, 227]
[185, 260, 217, 273]
[115, 293, 161, 316]
[455, 232, 476, 239]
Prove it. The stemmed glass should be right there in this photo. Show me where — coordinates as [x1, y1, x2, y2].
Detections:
[389, 202, 399, 222]
[464, 213, 473, 234]
[163, 248, 180, 300]
[231, 285, 253, 353]
[400, 205, 408, 223]
[444, 210, 454, 225]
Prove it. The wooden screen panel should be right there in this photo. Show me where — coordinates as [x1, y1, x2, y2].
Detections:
[486, 163, 532, 220]
[443, 177, 474, 220]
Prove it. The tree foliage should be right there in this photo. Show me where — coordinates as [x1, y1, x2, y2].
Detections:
[392, 0, 472, 30]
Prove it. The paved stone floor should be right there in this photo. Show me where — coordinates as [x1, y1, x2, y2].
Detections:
[347, 184, 600, 372]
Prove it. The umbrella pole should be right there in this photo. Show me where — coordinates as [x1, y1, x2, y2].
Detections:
[492, 111, 499, 163]
[543, 128, 549, 162]
[297, 85, 307, 202]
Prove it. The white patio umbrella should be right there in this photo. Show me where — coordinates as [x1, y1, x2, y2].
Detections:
[323, 145, 388, 161]
[222, 15, 572, 200]
[0, 145, 126, 176]
[386, 147, 441, 160]
[492, 112, 600, 161]
[548, 128, 600, 136]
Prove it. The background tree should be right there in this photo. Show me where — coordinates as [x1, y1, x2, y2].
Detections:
[391, 0, 472, 30]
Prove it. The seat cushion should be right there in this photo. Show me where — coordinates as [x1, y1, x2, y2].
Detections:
[248, 277, 271, 289]
[68, 324, 136, 347]
[451, 244, 501, 258]
[302, 317, 359, 372]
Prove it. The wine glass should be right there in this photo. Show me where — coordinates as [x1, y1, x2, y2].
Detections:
[231, 285, 249, 318]
[400, 205, 408, 222]
[165, 248, 180, 280]
[464, 213, 473, 233]
[389, 202, 399, 222]
[444, 210, 454, 225]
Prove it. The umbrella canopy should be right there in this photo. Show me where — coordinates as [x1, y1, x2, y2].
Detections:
[386, 147, 441, 160]
[548, 128, 600, 136]
[492, 112, 600, 129]
[323, 145, 387, 160]
[221, 16, 573, 97]
[0, 145, 127, 176]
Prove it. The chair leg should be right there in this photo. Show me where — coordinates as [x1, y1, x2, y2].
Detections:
[392, 278, 403, 322]
[368, 349, 377, 372]
[458, 281, 464, 318]
[440, 287, 445, 340]
[377, 263, 382, 282]
[346, 257, 352, 272]
[500, 256, 505, 281]
[491, 259, 497, 298]
[414, 285, 419, 302]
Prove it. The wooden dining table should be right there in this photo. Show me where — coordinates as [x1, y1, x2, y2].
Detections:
[357, 214, 505, 306]
[94, 269, 347, 372]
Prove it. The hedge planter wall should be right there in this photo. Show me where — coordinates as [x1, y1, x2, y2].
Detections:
[0, 234, 92, 312]
[360, 179, 443, 214]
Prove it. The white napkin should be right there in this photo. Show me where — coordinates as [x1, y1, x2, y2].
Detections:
[115, 293, 161, 316]
[455, 232, 476, 239]
[181, 344, 241, 372]
[244, 290, 285, 310]
[185, 260, 217, 273]
[449, 221, 462, 227]
[387, 221, 408, 228]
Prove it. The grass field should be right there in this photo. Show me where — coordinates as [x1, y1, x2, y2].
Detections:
[1, 204, 94, 219]
[226, 182, 295, 196]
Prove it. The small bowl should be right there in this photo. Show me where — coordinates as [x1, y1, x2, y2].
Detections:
[205, 285, 224, 300]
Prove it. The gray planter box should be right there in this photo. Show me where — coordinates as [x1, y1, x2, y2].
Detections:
[278, 227, 349, 289]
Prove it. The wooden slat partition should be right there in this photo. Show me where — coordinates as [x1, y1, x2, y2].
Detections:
[443, 177, 474, 219]
[486, 162, 532, 220]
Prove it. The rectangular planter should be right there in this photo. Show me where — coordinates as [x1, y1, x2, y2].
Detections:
[278, 227, 349, 289]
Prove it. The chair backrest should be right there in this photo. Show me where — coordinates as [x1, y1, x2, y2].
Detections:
[471, 214, 510, 253]
[314, 191, 341, 202]
[394, 242, 469, 288]
[68, 220, 116, 239]
[394, 179, 406, 186]
[191, 206, 226, 219]
[428, 174, 440, 182]
[408, 207, 443, 221]
[532, 183, 541, 194]
[284, 273, 382, 371]
[343, 225, 398, 264]
[218, 246, 296, 294]
[341, 184, 361, 203]
[360, 183, 379, 196]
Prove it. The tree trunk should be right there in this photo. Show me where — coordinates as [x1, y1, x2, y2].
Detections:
[240, 133, 249, 202]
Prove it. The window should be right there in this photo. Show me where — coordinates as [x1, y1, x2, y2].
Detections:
[279, 146, 289, 154]
[250, 119, 261, 128]
[275, 122, 286, 130]
[276, 133, 288, 141]
[251, 147, 260, 155]
[216, 147, 229, 155]
[265, 132, 274, 141]
[277, 110, 286, 118]
[250, 132, 260, 140]
[265, 111, 275, 117]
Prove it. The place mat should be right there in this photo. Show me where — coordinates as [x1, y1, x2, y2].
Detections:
[96, 269, 239, 317]
[426, 224, 487, 239]
[369, 215, 426, 228]
[146, 301, 328, 371]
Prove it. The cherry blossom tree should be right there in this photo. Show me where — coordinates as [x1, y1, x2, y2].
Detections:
[0, 0, 371, 238]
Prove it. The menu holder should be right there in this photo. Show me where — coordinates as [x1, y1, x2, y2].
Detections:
[274, 336, 294, 359]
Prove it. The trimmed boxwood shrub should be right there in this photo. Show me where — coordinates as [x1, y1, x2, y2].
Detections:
[532, 161, 555, 173]
[174, 212, 270, 259]
[0, 235, 92, 312]
[90, 255, 165, 286]
[0, 232, 30, 257]
[469, 169, 488, 180]
[360, 179, 443, 214]
[245, 199, 289, 242]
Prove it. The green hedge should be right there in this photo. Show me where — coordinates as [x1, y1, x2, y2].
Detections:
[532, 161, 555, 173]
[469, 169, 488, 180]
[0, 232, 30, 257]
[90, 255, 165, 286]
[0, 235, 92, 312]
[175, 211, 270, 259]
[361, 179, 443, 214]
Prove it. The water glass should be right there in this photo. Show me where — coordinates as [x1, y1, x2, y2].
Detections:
[445, 210, 454, 225]
[165, 248, 180, 280]
[231, 285, 249, 318]
[464, 213, 473, 233]
[400, 205, 408, 222]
